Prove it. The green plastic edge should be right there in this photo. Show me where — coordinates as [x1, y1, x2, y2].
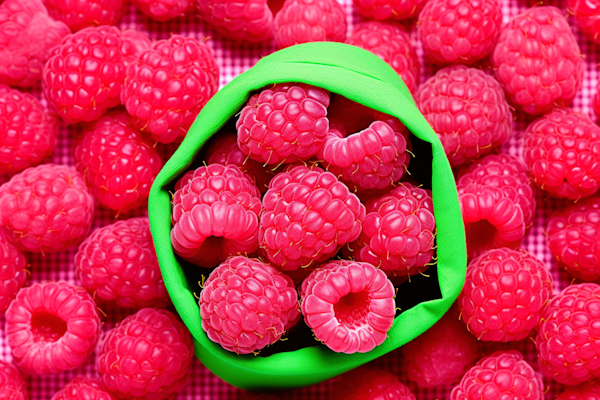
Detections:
[148, 42, 466, 391]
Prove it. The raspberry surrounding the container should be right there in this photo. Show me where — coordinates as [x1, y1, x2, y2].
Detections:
[74, 111, 163, 214]
[0, 85, 58, 175]
[330, 366, 416, 400]
[0, 164, 95, 254]
[457, 153, 536, 258]
[557, 382, 600, 400]
[0, 0, 70, 88]
[236, 83, 330, 165]
[51, 377, 116, 400]
[568, 0, 600, 45]
[415, 65, 512, 167]
[96, 308, 194, 400]
[491, 6, 584, 115]
[450, 351, 544, 400]
[274, 0, 346, 49]
[5, 281, 101, 375]
[346, 21, 419, 94]
[122, 35, 219, 144]
[524, 108, 600, 200]
[0, 360, 26, 400]
[199, 256, 300, 354]
[43, 0, 124, 31]
[0, 233, 27, 313]
[352, 0, 426, 21]
[536, 283, 600, 385]
[260, 166, 365, 270]
[75, 217, 170, 309]
[196, 0, 274, 42]
[300, 260, 395, 353]
[131, 0, 190, 21]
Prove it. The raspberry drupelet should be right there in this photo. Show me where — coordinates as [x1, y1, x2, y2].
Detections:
[330, 366, 416, 400]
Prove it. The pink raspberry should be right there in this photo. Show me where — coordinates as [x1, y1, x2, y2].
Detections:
[171, 164, 262, 268]
[97, 308, 194, 400]
[0, 232, 27, 313]
[536, 283, 600, 385]
[0, 164, 95, 254]
[330, 366, 416, 400]
[74, 111, 163, 214]
[557, 382, 600, 400]
[300, 260, 395, 353]
[352, 0, 426, 21]
[568, 0, 600, 46]
[415, 65, 512, 167]
[274, 0, 346, 49]
[5, 281, 101, 375]
[196, 0, 274, 42]
[131, 0, 190, 21]
[346, 21, 419, 93]
[43, 0, 124, 31]
[457, 154, 536, 259]
[524, 108, 600, 200]
[450, 351, 544, 400]
[0, 85, 58, 175]
[0, 360, 26, 400]
[236, 83, 330, 165]
[51, 377, 115, 400]
[200, 256, 300, 354]
[260, 166, 365, 270]
[459, 248, 553, 342]
[75, 217, 170, 309]
[122, 35, 219, 144]
[43, 26, 151, 124]
[418, 0, 502, 65]
[491, 6, 583, 115]
[0, 0, 69, 88]
[594, 82, 600, 118]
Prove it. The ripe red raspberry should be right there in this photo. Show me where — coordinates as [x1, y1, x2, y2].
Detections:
[352, 0, 426, 21]
[418, 0, 502, 65]
[131, 0, 190, 21]
[491, 6, 583, 115]
[557, 382, 600, 400]
[122, 35, 219, 144]
[97, 308, 194, 400]
[331, 367, 416, 400]
[5, 281, 101, 375]
[0, 233, 27, 313]
[536, 283, 600, 385]
[0, 85, 58, 175]
[43, 0, 124, 31]
[450, 351, 543, 400]
[200, 256, 300, 354]
[51, 377, 115, 400]
[0, 0, 69, 88]
[75, 217, 170, 309]
[594, 82, 600, 118]
[260, 166, 365, 270]
[524, 108, 600, 200]
[346, 21, 419, 94]
[196, 0, 274, 42]
[274, 0, 346, 49]
[415, 65, 512, 167]
[0, 360, 26, 400]
[568, 0, 600, 45]
[236, 83, 330, 165]
[457, 154, 536, 258]
[74, 111, 163, 214]
[171, 164, 261, 268]
[43, 26, 151, 124]
[0, 164, 95, 254]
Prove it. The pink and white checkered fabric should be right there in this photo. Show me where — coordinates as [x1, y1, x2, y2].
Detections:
[0, 0, 595, 398]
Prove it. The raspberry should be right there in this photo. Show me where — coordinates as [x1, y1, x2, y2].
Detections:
[300, 260, 395, 353]
[43, 0, 124, 31]
[97, 308, 194, 400]
[200, 256, 300, 354]
[5, 281, 101, 375]
[524, 108, 600, 200]
[330, 366, 416, 400]
[594, 82, 600, 118]
[557, 382, 600, 400]
[0, 232, 27, 313]
[418, 0, 502, 65]
[352, 0, 426, 21]
[457, 154, 536, 258]
[171, 164, 262, 268]
[346, 21, 419, 94]
[122, 35, 219, 144]
[260, 166, 365, 270]
[197, 0, 274, 42]
[491, 6, 583, 115]
[131, 0, 190, 21]
[536, 283, 600, 385]
[0, 85, 58, 175]
[415, 65, 512, 167]
[450, 351, 544, 400]
[274, 0, 346, 49]
[0, 360, 26, 400]
[43, 26, 151, 124]
[0, 164, 95, 254]
[236, 83, 330, 165]
[75, 217, 170, 309]
[51, 378, 115, 400]
[0, 0, 69, 88]
[74, 111, 163, 214]
[568, 0, 600, 45]
[242, 395, 281, 400]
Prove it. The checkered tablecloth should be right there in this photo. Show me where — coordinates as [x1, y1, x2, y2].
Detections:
[0, 0, 596, 398]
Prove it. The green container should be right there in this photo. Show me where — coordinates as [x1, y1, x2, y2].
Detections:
[148, 42, 466, 391]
